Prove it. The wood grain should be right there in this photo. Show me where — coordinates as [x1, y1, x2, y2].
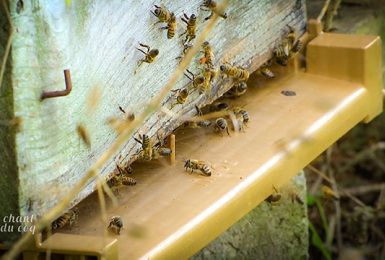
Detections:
[4, 0, 306, 220]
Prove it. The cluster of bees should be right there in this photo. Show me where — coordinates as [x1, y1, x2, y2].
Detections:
[54, 1, 303, 235]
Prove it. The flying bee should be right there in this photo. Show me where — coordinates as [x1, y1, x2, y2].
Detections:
[257, 60, 275, 79]
[200, 0, 228, 20]
[135, 43, 159, 74]
[76, 124, 91, 148]
[160, 12, 176, 39]
[170, 88, 189, 109]
[151, 4, 172, 25]
[180, 12, 197, 44]
[214, 117, 230, 136]
[184, 159, 212, 176]
[200, 41, 215, 68]
[134, 134, 153, 160]
[119, 106, 135, 121]
[265, 186, 282, 204]
[52, 209, 78, 230]
[321, 185, 340, 201]
[224, 82, 248, 98]
[184, 69, 206, 94]
[108, 216, 123, 235]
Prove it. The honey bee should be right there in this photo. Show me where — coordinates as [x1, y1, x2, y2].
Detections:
[233, 107, 249, 124]
[52, 209, 78, 230]
[200, 0, 228, 20]
[274, 26, 302, 66]
[170, 88, 189, 109]
[209, 101, 229, 112]
[184, 69, 206, 94]
[265, 186, 282, 204]
[321, 185, 340, 200]
[152, 147, 172, 160]
[134, 134, 153, 160]
[200, 41, 215, 67]
[135, 43, 159, 74]
[151, 4, 172, 25]
[76, 124, 91, 148]
[180, 12, 197, 44]
[108, 216, 123, 235]
[119, 106, 135, 121]
[224, 82, 247, 98]
[184, 159, 212, 176]
[161, 12, 176, 39]
[257, 60, 275, 79]
[214, 117, 230, 136]
[220, 64, 249, 82]
[115, 164, 137, 186]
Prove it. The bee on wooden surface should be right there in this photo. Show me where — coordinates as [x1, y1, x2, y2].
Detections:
[233, 107, 249, 124]
[52, 209, 78, 230]
[116, 164, 137, 186]
[135, 43, 159, 74]
[224, 82, 248, 98]
[274, 38, 290, 66]
[200, 41, 215, 67]
[108, 216, 123, 235]
[161, 12, 176, 39]
[170, 88, 189, 109]
[151, 4, 172, 25]
[265, 186, 282, 204]
[76, 124, 91, 148]
[184, 119, 212, 128]
[180, 12, 197, 44]
[119, 106, 135, 121]
[152, 147, 172, 160]
[257, 60, 275, 79]
[184, 69, 206, 94]
[220, 64, 249, 82]
[134, 134, 153, 160]
[184, 159, 212, 176]
[214, 117, 230, 136]
[200, 0, 228, 20]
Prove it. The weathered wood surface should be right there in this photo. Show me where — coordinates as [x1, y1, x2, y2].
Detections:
[3, 0, 306, 224]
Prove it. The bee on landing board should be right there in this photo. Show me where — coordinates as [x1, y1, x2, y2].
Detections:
[200, 41, 215, 68]
[108, 216, 123, 235]
[220, 63, 249, 82]
[160, 12, 176, 39]
[52, 209, 78, 230]
[180, 12, 197, 44]
[184, 159, 212, 176]
[135, 43, 159, 74]
[200, 0, 228, 21]
[134, 134, 153, 160]
[184, 69, 206, 94]
[151, 4, 172, 25]
[170, 88, 189, 109]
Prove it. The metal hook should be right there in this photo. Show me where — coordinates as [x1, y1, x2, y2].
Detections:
[41, 69, 72, 100]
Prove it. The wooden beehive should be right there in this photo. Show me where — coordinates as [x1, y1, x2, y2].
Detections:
[0, 0, 306, 242]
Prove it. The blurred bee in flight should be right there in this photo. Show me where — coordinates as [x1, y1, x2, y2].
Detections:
[184, 159, 212, 176]
[200, 0, 228, 20]
[180, 12, 197, 44]
[135, 43, 159, 74]
[108, 216, 123, 235]
[160, 12, 176, 39]
[52, 209, 78, 230]
[151, 4, 172, 25]
[76, 124, 91, 148]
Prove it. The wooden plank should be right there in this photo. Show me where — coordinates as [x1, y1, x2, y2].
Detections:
[5, 0, 306, 222]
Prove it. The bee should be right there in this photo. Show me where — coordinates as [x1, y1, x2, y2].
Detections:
[76, 124, 91, 148]
[184, 69, 206, 94]
[152, 147, 172, 159]
[119, 106, 135, 121]
[200, 0, 228, 20]
[321, 185, 340, 201]
[184, 119, 212, 128]
[257, 60, 275, 79]
[180, 12, 197, 44]
[224, 82, 248, 98]
[52, 209, 78, 230]
[175, 43, 193, 61]
[134, 134, 153, 160]
[220, 64, 249, 82]
[265, 186, 282, 204]
[214, 117, 230, 136]
[233, 107, 249, 124]
[116, 164, 137, 186]
[161, 12, 176, 39]
[151, 4, 172, 25]
[170, 88, 189, 109]
[286, 26, 303, 58]
[135, 43, 159, 74]
[209, 101, 229, 112]
[200, 41, 215, 67]
[108, 216, 123, 235]
[274, 38, 290, 66]
[184, 159, 212, 176]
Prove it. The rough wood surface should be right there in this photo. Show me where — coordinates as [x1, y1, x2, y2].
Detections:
[5, 0, 306, 219]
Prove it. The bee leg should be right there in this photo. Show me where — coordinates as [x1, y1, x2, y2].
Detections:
[181, 17, 188, 24]
[135, 48, 147, 55]
[179, 30, 187, 38]
[182, 12, 189, 20]
[138, 43, 150, 52]
[150, 10, 157, 17]
[226, 127, 230, 136]
[204, 12, 213, 21]
[160, 26, 168, 30]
